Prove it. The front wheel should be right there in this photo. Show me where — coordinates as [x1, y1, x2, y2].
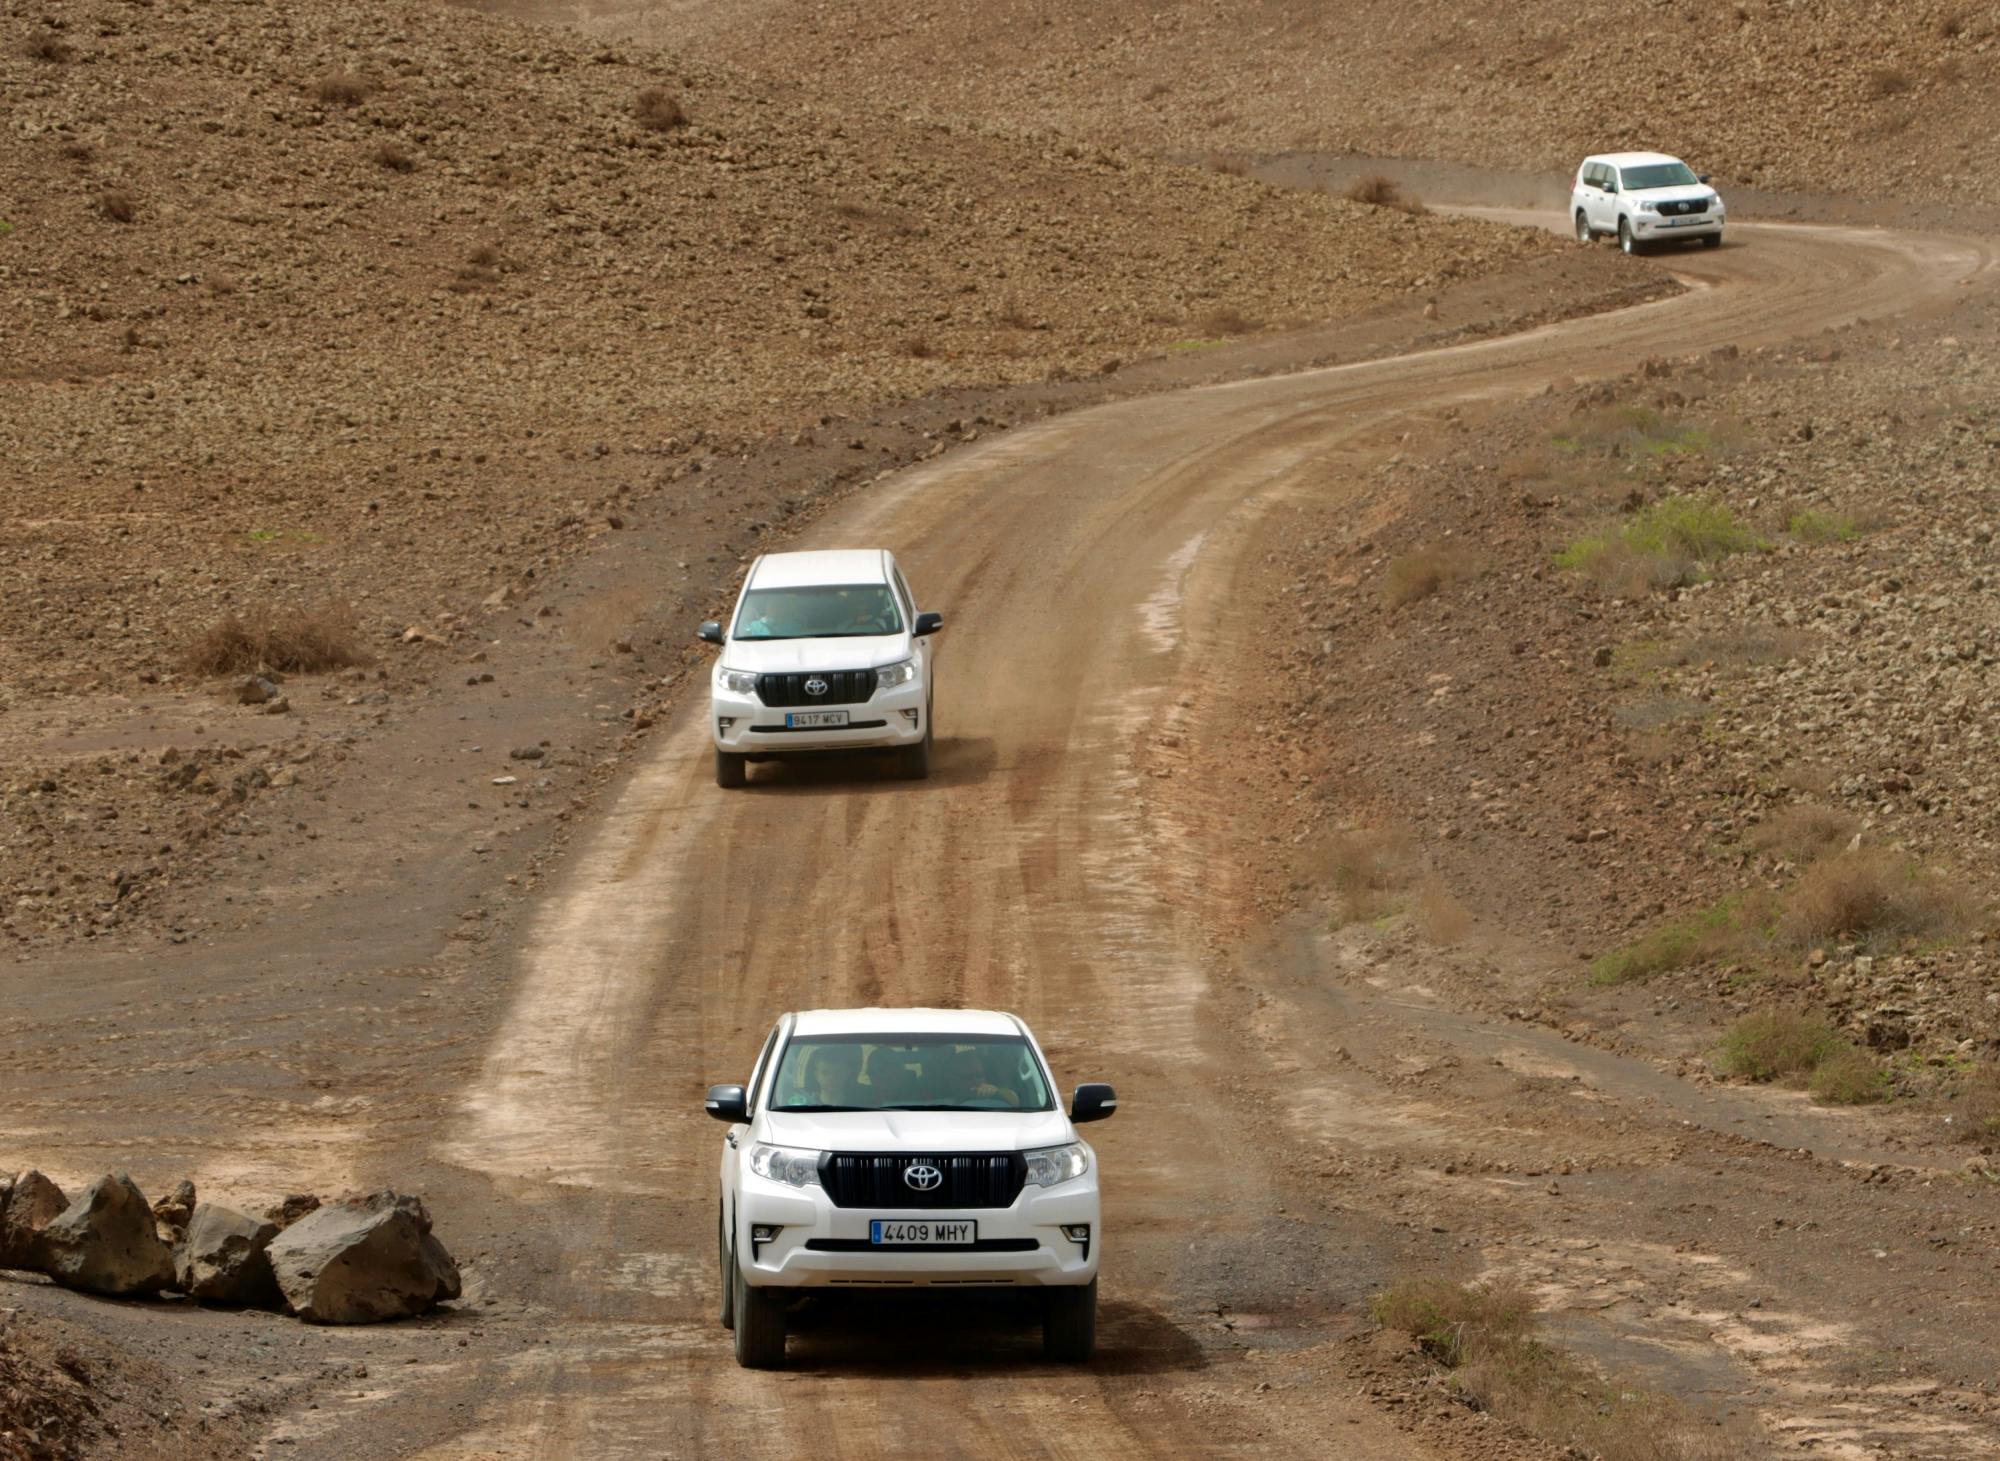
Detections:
[715, 748, 747, 788]
[1701, 231, 1723, 249]
[896, 714, 932, 781]
[732, 1258, 787, 1368]
[1043, 1279, 1097, 1363]
[718, 1213, 735, 1330]
[1574, 209, 1593, 244]
[1618, 216, 1639, 255]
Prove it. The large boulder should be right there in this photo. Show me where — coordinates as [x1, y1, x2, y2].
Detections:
[176, 1203, 282, 1308]
[265, 1191, 461, 1324]
[0, 1170, 68, 1271]
[39, 1174, 176, 1296]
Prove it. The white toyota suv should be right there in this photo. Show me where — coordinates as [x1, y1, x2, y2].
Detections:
[706, 1007, 1117, 1368]
[698, 548, 942, 788]
[1572, 151, 1725, 254]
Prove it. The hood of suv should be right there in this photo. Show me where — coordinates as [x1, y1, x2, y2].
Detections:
[763, 1108, 1074, 1153]
[1629, 185, 1716, 207]
[722, 633, 910, 673]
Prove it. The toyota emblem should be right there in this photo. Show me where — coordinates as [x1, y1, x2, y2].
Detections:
[903, 1162, 943, 1192]
[804, 676, 829, 697]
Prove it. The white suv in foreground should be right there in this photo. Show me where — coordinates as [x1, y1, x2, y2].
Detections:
[706, 1007, 1117, 1368]
[698, 548, 942, 787]
[1572, 151, 1725, 254]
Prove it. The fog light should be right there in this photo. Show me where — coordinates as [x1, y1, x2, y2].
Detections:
[717, 718, 735, 733]
[751, 1224, 779, 1243]
[1061, 1224, 1090, 1244]
[900, 709, 920, 724]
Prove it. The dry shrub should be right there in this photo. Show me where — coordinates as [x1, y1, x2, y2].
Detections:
[1938, 11, 1966, 38]
[1674, 627, 1814, 670]
[633, 86, 688, 132]
[96, 189, 138, 223]
[1374, 1277, 1740, 1461]
[1415, 882, 1471, 945]
[1346, 174, 1425, 214]
[370, 141, 415, 173]
[1947, 1065, 2000, 1144]
[993, 297, 1035, 329]
[1195, 305, 1260, 337]
[57, 139, 94, 164]
[1809, 1045, 1888, 1104]
[21, 33, 75, 63]
[466, 243, 503, 269]
[1864, 66, 1914, 99]
[568, 586, 649, 655]
[184, 604, 368, 676]
[1751, 803, 1859, 863]
[902, 335, 937, 360]
[311, 71, 372, 106]
[1205, 154, 1248, 176]
[1382, 546, 1477, 607]
[1775, 848, 1972, 951]
[1716, 1010, 1886, 1104]
[1326, 827, 1411, 925]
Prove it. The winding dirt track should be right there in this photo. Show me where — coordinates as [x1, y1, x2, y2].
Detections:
[430, 219, 1992, 1458]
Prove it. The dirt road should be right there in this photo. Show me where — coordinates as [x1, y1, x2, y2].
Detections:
[395, 218, 1991, 1458]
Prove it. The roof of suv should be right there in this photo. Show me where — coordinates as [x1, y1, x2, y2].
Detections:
[1585, 151, 1683, 168]
[790, 1007, 1023, 1037]
[749, 549, 891, 590]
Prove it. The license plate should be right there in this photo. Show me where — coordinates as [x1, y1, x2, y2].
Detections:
[870, 1219, 976, 1245]
[786, 710, 848, 728]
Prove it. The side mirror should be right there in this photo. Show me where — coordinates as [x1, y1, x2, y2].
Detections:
[704, 1083, 747, 1122]
[697, 621, 724, 645]
[1603, 180, 1618, 194]
[1070, 1083, 1117, 1124]
[1697, 173, 1712, 184]
[913, 611, 945, 638]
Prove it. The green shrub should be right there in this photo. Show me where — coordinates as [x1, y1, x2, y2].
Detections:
[1557, 497, 1762, 592]
[1787, 509, 1861, 544]
[1718, 1010, 1886, 1105]
[1591, 900, 1741, 984]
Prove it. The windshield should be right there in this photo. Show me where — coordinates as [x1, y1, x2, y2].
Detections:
[732, 584, 902, 641]
[768, 1036, 1054, 1112]
[1620, 162, 1699, 190]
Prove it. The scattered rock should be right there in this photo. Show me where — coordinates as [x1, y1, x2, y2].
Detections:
[236, 675, 281, 705]
[266, 1194, 322, 1229]
[39, 1174, 177, 1297]
[176, 1203, 283, 1308]
[152, 1178, 197, 1239]
[0, 1170, 68, 1270]
[266, 1191, 461, 1324]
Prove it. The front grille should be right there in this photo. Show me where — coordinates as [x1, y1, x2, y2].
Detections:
[820, 1153, 1026, 1210]
[1663, 198, 1707, 216]
[804, 1238, 1038, 1253]
[756, 670, 876, 707]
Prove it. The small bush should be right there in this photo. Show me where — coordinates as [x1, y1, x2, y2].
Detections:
[1809, 1046, 1889, 1104]
[1752, 803, 1859, 863]
[21, 33, 76, 63]
[902, 335, 937, 360]
[57, 139, 94, 164]
[370, 141, 415, 173]
[1326, 827, 1411, 926]
[1346, 174, 1425, 214]
[1775, 848, 1972, 951]
[1383, 546, 1477, 607]
[1205, 154, 1248, 176]
[633, 86, 688, 132]
[1947, 1065, 2000, 1143]
[1864, 67, 1914, 98]
[183, 605, 369, 676]
[466, 243, 503, 269]
[1787, 508, 1862, 543]
[1717, 1010, 1885, 1104]
[1374, 1277, 1534, 1366]
[1195, 305, 1260, 337]
[1557, 497, 1762, 592]
[1591, 900, 1741, 984]
[311, 72, 373, 106]
[1416, 882, 1471, 945]
[96, 189, 138, 223]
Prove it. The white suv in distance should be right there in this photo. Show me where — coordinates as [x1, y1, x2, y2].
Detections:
[698, 548, 942, 788]
[1572, 151, 1725, 254]
[706, 1007, 1117, 1368]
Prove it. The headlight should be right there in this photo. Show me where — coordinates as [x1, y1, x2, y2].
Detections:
[748, 1143, 822, 1188]
[875, 659, 918, 690]
[1710, 195, 1724, 212]
[1636, 200, 1658, 213]
[717, 668, 758, 695]
[1023, 1142, 1089, 1188]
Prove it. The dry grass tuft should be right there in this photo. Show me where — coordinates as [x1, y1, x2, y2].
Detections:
[21, 33, 76, 63]
[1716, 1009, 1885, 1104]
[311, 71, 373, 106]
[1346, 174, 1426, 214]
[183, 604, 369, 676]
[1591, 899, 1744, 984]
[1205, 154, 1248, 176]
[57, 139, 95, 164]
[633, 86, 689, 132]
[1382, 546, 1478, 607]
[1415, 882, 1472, 945]
[1938, 11, 1966, 38]
[1947, 1065, 2000, 1144]
[370, 141, 415, 173]
[1752, 803, 1859, 864]
[1326, 827, 1412, 925]
[902, 335, 937, 360]
[1374, 1276, 1741, 1460]
[1775, 848, 1973, 951]
[466, 243, 503, 269]
[1864, 66, 1915, 99]
[96, 189, 138, 224]
[993, 297, 1036, 330]
[1195, 305, 1261, 338]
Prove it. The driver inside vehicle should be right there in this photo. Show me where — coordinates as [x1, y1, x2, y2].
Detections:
[936, 1048, 1021, 1109]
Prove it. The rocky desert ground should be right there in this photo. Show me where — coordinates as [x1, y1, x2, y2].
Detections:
[5, 0, 2000, 1458]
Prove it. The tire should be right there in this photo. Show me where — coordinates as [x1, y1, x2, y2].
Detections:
[1618, 216, 1639, 255]
[1043, 1278, 1097, 1363]
[895, 714, 932, 781]
[1701, 231, 1723, 249]
[732, 1256, 787, 1368]
[719, 1212, 735, 1331]
[1574, 209, 1593, 244]
[715, 748, 747, 789]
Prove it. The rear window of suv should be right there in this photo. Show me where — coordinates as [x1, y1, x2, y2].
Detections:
[769, 1035, 1054, 1112]
[733, 584, 903, 640]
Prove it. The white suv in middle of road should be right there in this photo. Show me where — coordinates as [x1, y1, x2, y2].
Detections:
[1572, 151, 1725, 254]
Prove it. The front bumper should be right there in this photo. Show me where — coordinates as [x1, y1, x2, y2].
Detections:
[711, 678, 926, 754]
[735, 1173, 1100, 1289]
[1633, 212, 1722, 238]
